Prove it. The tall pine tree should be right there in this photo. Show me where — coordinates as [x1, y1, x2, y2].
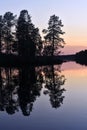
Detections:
[43, 15, 65, 56]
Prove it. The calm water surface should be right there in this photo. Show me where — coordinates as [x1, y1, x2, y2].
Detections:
[0, 62, 87, 130]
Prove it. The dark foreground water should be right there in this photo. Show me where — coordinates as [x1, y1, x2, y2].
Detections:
[0, 62, 87, 130]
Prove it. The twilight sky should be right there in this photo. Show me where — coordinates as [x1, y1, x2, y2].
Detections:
[0, 0, 87, 50]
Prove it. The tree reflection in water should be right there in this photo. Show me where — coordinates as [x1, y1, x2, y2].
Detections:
[18, 66, 42, 116]
[36, 65, 66, 109]
[0, 68, 19, 114]
[0, 64, 66, 116]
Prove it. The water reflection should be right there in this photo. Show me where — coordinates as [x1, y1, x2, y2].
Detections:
[37, 65, 66, 108]
[0, 68, 19, 114]
[0, 65, 66, 116]
[18, 66, 42, 116]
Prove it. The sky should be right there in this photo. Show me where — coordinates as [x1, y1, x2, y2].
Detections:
[0, 0, 87, 53]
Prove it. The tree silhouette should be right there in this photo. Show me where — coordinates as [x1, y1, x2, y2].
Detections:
[16, 10, 42, 57]
[0, 11, 67, 57]
[43, 15, 65, 56]
[3, 12, 17, 54]
[17, 10, 31, 56]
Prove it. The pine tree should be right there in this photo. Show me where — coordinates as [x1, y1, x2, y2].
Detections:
[17, 10, 42, 57]
[43, 15, 65, 56]
[3, 12, 17, 54]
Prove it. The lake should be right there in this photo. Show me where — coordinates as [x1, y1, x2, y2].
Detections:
[0, 62, 87, 130]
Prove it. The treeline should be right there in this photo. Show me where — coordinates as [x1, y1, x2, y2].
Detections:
[75, 50, 87, 65]
[0, 10, 65, 57]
